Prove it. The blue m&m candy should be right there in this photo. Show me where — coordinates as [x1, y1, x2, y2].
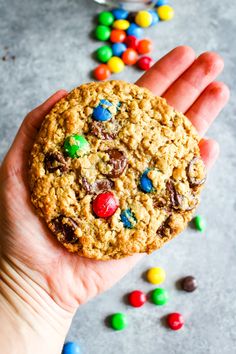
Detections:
[112, 8, 128, 20]
[62, 342, 81, 354]
[155, 0, 169, 7]
[140, 169, 154, 193]
[112, 42, 127, 57]
[126, 23, 143, 39]
[92, 99, 113, 121]
[121, 208, 137, 229]
[148, 10, 160, 26]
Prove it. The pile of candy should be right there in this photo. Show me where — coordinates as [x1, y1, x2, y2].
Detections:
[92, 1, 175, 81]
[109, 267, 198, 331]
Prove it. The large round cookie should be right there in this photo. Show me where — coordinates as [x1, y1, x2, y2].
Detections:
[29, 81, 206, 260]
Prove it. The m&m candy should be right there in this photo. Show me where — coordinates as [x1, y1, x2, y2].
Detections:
[107, 56, 125, 73]
[122, 48, 138, 65]
[64, 135, 90, 158]
[151, 288, 169, 306]
[148, 9, 159, 26]
[137, 56, 154, 70]
[110, 29, 126, 43]
[94, 25, 111, 41]
[112, 8, 128, 20]
[193, 215, 206, 232]
[137, 39, 153, 54]
[167, 313, 184, 331]
[98, 11, 114, 26]
[128, 290, 146, 307]
[121, 208, 137, 229]
[140, 169, 154, 193]
[112, 43, 127, 57]
[93, 99, 113, 121]
[96, 45, 113, 63]
[113, 19, 130, 30]
[62, 342, 81, 354]
[135, 10, 152, 28]
[93, 64, 110, 81]
[124, 35, 138, 50]
[92, 192, 119, 218]
[146, 267, 166, 284]
[126, 23, 143, 38]
[155, 0, 169, 7]
[110, 313, 128, 330]
[181, 276, 198, 292]
[157, 5, 174, 21]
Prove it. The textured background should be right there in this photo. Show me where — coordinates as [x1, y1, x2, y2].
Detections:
[0, 0, 236, 353]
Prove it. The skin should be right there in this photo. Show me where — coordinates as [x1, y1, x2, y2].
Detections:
[0, 47, 230, 354]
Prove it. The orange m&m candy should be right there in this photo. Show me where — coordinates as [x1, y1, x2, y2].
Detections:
[93, 64, 111, 81]
[137, 39, 153, 55]
[122, 48, 138, 65]
[110, 29, 126, 43]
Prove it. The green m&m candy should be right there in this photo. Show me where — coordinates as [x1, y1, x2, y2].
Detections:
[151, 288, 169, 306]
[94, 25, 111, 41]
[110, 313, 127, 331]
[98, 11, 114, 26]
[64, 134, 89, 158]
[193, 215, 206, 232]
[96, 45, 113, 63]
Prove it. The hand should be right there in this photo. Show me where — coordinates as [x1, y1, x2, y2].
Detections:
[0, 47, 229, 317]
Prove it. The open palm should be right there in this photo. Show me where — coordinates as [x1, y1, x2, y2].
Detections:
[0, 47, 229, 312]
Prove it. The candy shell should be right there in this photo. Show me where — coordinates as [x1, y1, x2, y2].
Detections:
[107, 56, 125, 73]
[93, 64, 111, 81]
[122, 48, 138, 65]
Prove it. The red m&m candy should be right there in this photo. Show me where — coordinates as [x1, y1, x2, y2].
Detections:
[137, 56, 154, 70]
[124, 35, 138, 50]
[128, 290, 146, 307]
[167, 313, 184, 331]
[93, 64, 111, 81]
[137, 39, 153, 54]
[92, 192, 119, 218]
[122, 48, 138, 65]
[110, 29, 126, 43]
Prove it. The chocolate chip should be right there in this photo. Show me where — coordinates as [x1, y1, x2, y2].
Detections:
[44, 152, 68, 173]
[166, 180, 183, 209]
[81, 177, 114, 194]
[50, 215, 78, 243]
[156, 216, 171, 238]
[181, 276, 198, 292]
[89, 121, 115, 140]
[187, 157, 206, 188]
[105, 149, 127, 178]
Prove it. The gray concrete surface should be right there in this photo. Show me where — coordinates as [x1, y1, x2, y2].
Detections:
[0, 0, 236, 353]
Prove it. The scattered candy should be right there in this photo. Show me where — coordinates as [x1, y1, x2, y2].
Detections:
[193, 215, 206, 232]
[113, 19, 130, 30]
[122, 48, 138, 65]
[146, 267, 166, 285]
[93, 99, 113, 121]
[107, 56, 125, 73]
[137, 39, 153, 54]
[181, 276, 198, 292]
[124, 35, 138, 50]
[98, 11, 114, 26]
[96, 45, 113, 63]
[62, 342, 81, 354]
[92, 192, 118, 218]
[148, 9, 159, 26]
[140, 169, 154, 193]
[121, 208, 137, 229]
[137, 56, 154, 70]
[112, 8, 128, 20]
[157, 5, 174, 21]
[112, 42, 127, 57]
[135, 10, 152, 28]
[110, 313, 128, 330]
[93, 64, 111, 81]
[64, 135, 89, 158]
[155, 0, 169, 7]
[167, 313, 184, 331]
[110, 29, 126, 43]
[94, 25, 111, 41]
[128, 290, 146, 307]
[151, 288, 169, 306]
[126, 23, 143, 39]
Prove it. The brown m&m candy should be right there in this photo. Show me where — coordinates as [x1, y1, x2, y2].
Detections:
[181, 276, 198, 292]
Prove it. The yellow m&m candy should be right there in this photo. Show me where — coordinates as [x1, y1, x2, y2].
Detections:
[113, 19, 130, 30]
[135, 10, 152, 28]
[107, 56, 125, 73]
[157, 5, 174, 21]
[146, 267, 166, 284]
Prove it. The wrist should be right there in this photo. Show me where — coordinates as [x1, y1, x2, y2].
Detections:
[0, 255, 74, 354]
